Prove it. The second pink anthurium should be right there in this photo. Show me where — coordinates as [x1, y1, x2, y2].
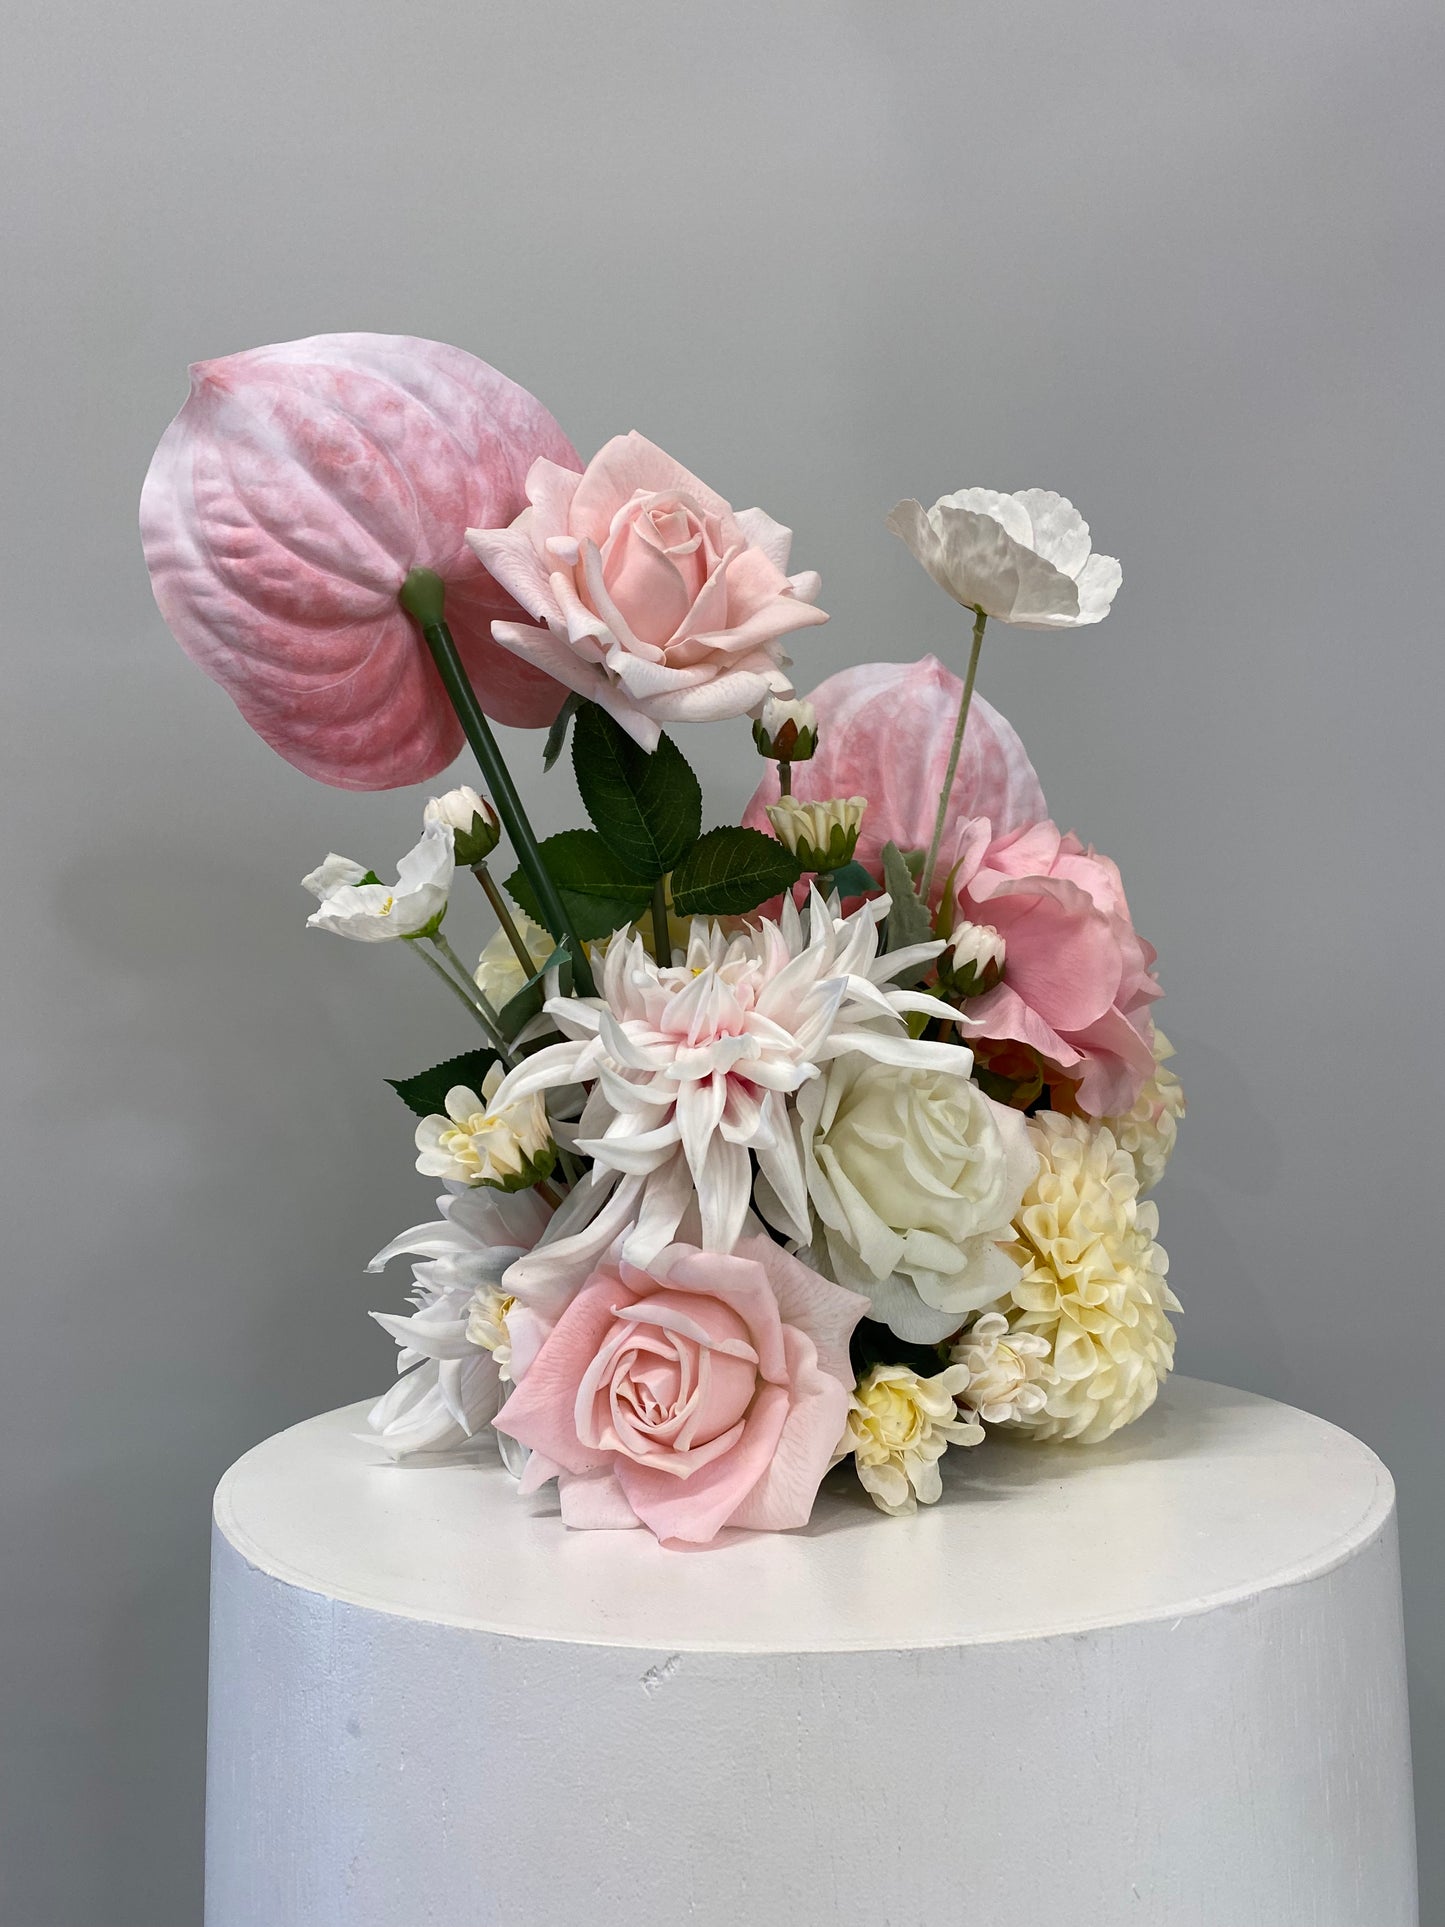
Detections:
[140, 333, 579, 790]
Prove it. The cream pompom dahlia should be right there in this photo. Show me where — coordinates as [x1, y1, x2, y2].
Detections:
[845, 1362, 983, 1515]
[1103, 1027, 1185, 1195]
[999, 1112, 1179, 1444]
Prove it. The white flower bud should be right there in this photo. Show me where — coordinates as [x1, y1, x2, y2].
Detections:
[424, 786, 500, 864]
[752, 694, 818, 761]
[765, 795, 866, 871]
[951, 920, 1005, 976]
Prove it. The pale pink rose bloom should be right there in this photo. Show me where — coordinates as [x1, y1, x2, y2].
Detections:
[743, 656, 1046, 893]
[141, 333, 576, 790]
[953, 820, 1160, 1117]
[467, 432, 828, 751]
[495, 1236, 867, 1546]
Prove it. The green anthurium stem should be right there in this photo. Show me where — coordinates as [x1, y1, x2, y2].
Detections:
[473, 862, 536, 977]
[400, 569, 596, 998]
[922, 606, 987, 902]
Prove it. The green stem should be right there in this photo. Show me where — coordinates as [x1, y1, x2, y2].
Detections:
[922, 608, 987, 902]
[778, 759, 793, 798]
[433, 930, 511, 1043]
[400, 571, 596, 998]
[410, 941, 514, 1063]
[473, 862, 536, 978]
[650, 876, 672, 966]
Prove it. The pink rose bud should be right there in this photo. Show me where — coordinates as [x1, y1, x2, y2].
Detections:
[140, 333, 580, 790]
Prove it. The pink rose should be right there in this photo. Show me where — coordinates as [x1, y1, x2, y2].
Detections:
[953, 819, 1160, 1117]
[495, 1237, 867, 1546]
[743, 657, 1046, 888]
[141, 333, 577, 790]
[467, 432, 828, 751]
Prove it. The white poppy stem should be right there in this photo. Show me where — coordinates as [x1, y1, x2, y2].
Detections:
[922, 608, 987, 902]
[410, 940, 515, 1066]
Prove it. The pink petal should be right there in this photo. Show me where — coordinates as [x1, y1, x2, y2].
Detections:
[492, 1276, 639, 1475]
[567, 432, 733, 547]
[141, 332, 577, 789]
[556, 1466, 643, 1530]
[616, 1380, 791, 1545]
[743, 657, 1046, 892]
[726, 1328, 851, 1533]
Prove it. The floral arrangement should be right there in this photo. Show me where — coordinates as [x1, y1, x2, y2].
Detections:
[142, 332, 1183, 1548]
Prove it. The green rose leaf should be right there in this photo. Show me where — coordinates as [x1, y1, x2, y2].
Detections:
[571, 703, 703, 880]
[670, 826, 804, 918]
[496, 943, 573, 1043]
[505, 829, 654, 941]
[541, 691, 584, 772]
[387, 1047, 501, 1120]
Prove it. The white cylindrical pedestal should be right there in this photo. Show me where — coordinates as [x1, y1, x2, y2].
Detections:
[206, 1376, 1417, 1927]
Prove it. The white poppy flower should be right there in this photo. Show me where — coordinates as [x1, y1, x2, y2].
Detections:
[304, 819, 454, 942]
[793, 1051, 1037, 1344]
[887, 489, 1121, 628]
[413, 1067, 555, 1191]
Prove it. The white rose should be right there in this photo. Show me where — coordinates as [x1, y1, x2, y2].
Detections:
[799, 1051, 1037, 1343]
[887, 488, 1120, 628]
[305, 820, 454, 943]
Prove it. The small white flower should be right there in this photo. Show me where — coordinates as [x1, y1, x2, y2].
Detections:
[414, 1065, 555, 1191]
[844, 1362, 983, 1516]
[765, 795, 866, 870]
[365, 1187, 551, 1458]
[791, 1050, 1037, 1344]
[888, 488, 1121, 628]
[475, 913, 554, 1009]
[425, 786, 500, 863]
[950, 921, 1005, 977]
[1103, 1027, 1185, 1194]
[465, 1284, 516, 1382]
[949, 1311, 1052, 1424]
[305, 820, 454, 942]
[752, 694, 819, 762]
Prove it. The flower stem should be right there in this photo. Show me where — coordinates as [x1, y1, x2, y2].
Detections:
[650, 876, 672, 966]
[472, 862, 536, 977]
[922, 608, 987, 902]
[778, 760, 793, 798]
[400, 571, 596, 998]
[433, 929, 510, 1036]
[411, 939, 514, 1067]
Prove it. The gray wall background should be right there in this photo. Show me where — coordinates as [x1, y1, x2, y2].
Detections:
[3, 1, 1441, 1920]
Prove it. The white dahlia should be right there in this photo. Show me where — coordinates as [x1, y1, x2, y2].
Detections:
[999, 1112, 1179, 1444]
[1103, 1027, 1185, 1194]
[949, 1311, 1052, 1424]
[365, 1187, 551, 1457]
[845, 1362, 983, 1515]
[491, 890, 953, 1300]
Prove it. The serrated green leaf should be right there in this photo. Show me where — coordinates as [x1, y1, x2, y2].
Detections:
[670, 826, 804, 918]
[541, 691, 583, 772]
[571, 705, 703, 880]
[496, 944, 573, 1042]
[505, 829, 654, 940]
[387, 1047, 500, 1120]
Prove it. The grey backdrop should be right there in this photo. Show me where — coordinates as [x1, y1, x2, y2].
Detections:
[3, 1, 1441, 1921]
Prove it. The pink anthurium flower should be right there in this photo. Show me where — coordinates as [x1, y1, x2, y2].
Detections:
[744, 656, 1046, 886]
[140, 333, 579, 790]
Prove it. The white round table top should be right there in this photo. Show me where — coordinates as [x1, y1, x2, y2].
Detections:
[213, 1376, 1394, 1654]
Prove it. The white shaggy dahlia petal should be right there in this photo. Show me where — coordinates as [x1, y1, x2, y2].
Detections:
[484, 890, 954, 1272]
[365, 1187, 551, 1458]
[995, 1113, 1179, 1444]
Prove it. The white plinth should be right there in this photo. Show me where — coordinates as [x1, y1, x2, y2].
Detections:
[206, 1376, 1417, 1927]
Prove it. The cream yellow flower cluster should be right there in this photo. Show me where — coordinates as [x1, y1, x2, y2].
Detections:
[414, 1066, 555, 1193]
[465, 1285, 517, 1382]
[949, 1311, 1052, 1425]
[1103, 1027, 1185, 1195]
[844, 1362, 983, 1515]
[998, 1112, 1179, 1443]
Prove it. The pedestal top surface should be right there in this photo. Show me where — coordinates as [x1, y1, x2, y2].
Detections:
[213, 1376, 1393, 1653]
